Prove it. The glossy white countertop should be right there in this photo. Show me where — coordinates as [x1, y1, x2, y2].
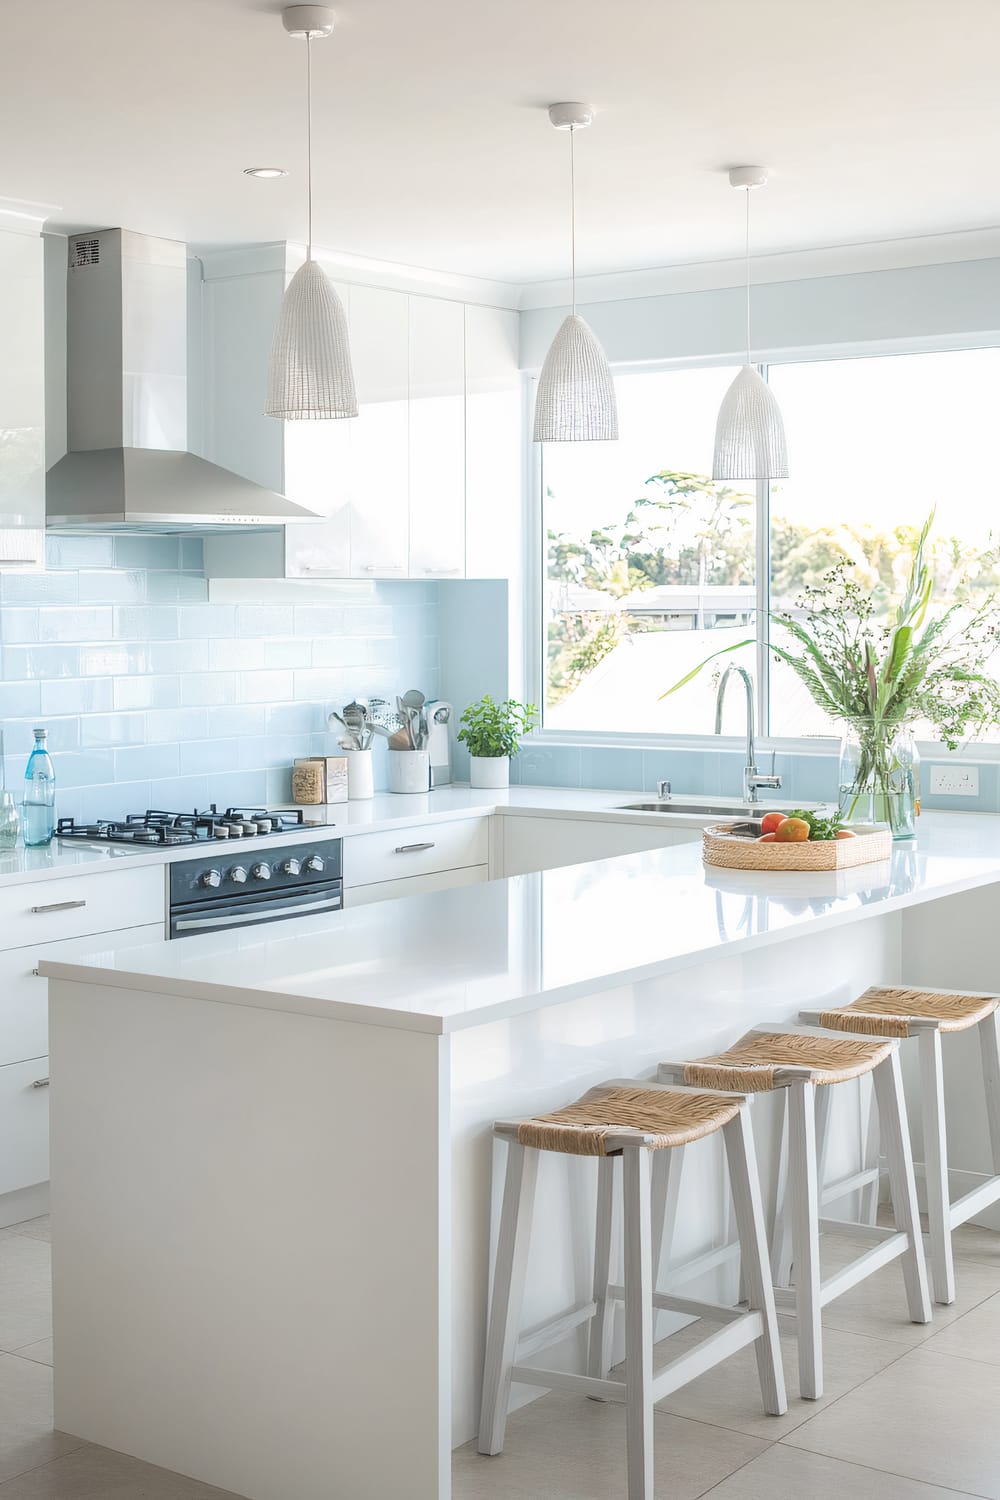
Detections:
[40, 810, 1000, 1034]
[0, 785, 747, 888]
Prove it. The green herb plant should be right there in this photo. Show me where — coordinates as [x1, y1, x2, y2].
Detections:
[457, 695, 538, 759]
[785, 809, 845, 841]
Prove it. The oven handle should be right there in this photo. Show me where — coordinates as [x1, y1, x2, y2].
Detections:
[173, 892, 343, 932]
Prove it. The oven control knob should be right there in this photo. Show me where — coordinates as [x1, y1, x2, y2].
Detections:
[251, 862, 272, 881]
[200, 868, 222, 889]
[305, 854, 325, 873]
[229, 865, 248, 884]
[282, 857, 302, 877]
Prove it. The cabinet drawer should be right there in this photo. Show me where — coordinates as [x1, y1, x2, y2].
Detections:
[0, 923, 164, 1068]
[344, 863, 487, 908]
[344, 817, 489, 888]
[0, 1057, 50, 1197]
[0, 864, 165, 950]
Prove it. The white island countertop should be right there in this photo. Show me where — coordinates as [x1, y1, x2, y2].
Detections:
[40, 810, 1000, 1033]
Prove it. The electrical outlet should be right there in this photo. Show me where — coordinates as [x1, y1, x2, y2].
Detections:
[928, 764, 980, 797]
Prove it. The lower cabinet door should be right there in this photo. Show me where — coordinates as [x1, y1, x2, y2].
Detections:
[345, 863, 488, 908]
[0, 1057, 51, 1196]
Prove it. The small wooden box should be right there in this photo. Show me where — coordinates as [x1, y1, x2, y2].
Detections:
[292, 756, 348, 806]
[702, 823, 893, 872]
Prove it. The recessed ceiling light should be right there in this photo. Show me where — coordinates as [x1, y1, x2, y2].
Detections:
[243, 166, 289, 179]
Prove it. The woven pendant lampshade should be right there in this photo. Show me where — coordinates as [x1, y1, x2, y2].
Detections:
[265, 6, 357, 421]
[712, 166, 787, 480]
[533, 104, 618, 443]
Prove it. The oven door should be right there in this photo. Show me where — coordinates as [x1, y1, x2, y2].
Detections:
[169, 879, 343, 939]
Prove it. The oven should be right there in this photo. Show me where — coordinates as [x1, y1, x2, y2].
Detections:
[168, 837, 343, 939]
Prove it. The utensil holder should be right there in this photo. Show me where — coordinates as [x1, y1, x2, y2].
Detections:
[387, 749, 430, 795]
[345, 748, 375, 800]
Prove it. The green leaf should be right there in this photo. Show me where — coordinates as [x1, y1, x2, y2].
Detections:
[658, 639, 755, 700]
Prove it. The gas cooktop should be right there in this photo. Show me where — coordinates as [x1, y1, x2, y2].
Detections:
[57, 806, 336, 847]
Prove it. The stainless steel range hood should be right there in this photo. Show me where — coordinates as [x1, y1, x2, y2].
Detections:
[46, 229, 319, 531]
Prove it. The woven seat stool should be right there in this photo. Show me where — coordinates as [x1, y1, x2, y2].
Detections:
[800, 985, 1000, 1306]
[658, 1023, 931, 1401]
[478, 1079, 786, 1500]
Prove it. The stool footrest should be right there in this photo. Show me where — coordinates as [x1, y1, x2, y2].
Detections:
[510, 1367, 621, 1401]
[817, 1218, 899, 1244]
[949, 1174, 1000, 1228]
[515, 1300, 598, 1364]
[820, 1165, 882, 1207]
[607, 1284, 749, 1325]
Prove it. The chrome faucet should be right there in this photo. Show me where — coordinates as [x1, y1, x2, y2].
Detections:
[714, 665, 782, 804]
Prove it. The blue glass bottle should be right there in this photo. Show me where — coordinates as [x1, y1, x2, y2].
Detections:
[23, 728, 56, 847]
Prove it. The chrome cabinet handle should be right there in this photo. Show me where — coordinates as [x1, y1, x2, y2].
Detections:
[423, 567, 460, 576]
[30, 899, 86, 914]
[31, 1077, 50, 1089]
[1, 558, 39, 566]
[393, 842, 435, 854]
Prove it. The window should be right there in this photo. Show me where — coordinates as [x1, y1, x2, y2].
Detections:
[539, 346, 1000, 744]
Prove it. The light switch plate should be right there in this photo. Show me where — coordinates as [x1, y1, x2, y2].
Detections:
[928, 764, 980, 797]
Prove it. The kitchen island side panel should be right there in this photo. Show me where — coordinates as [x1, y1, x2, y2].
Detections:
[49, 978, 451, 1500]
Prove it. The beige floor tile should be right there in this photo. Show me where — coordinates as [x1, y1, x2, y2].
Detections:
[4, 1219, 50, 1246]
[817, 1230, 1000, 1345]
[652, 1316, 906, 1439]
[0, 1445, 249, 1497]
[10, 1343, 52, 1369]
[0, 1354, 83, 1485]
[452, 1389, 769, 1500]
[0, 1237, 51, 1353]
[922, 1288, 1000, 1366]
[703, 1443, 982, 1499]
[784, 1345, 1000, 1497]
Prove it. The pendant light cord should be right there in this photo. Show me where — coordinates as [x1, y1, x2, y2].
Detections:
[305, 30, 314, 259]
[744, 186, 751, 365]
[569, 125, 577, 317]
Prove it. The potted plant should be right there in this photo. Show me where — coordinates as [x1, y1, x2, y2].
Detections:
[663, 515, 1000, 838]
[457, 695, 537, 789]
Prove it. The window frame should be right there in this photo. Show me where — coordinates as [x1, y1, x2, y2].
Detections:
[524, 337, 1000, 762]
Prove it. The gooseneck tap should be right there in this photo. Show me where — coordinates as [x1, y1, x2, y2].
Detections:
[714, 664, 782, 804]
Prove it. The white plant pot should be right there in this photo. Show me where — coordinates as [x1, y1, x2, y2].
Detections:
[387, 749, 430, 795]
[470, 755, 509, 789]
[345, 748, 374, 800]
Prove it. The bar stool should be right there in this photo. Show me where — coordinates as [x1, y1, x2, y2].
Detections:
[800, 985, 1000, 1306]
[478, 1079, 786, 1500]
[658, 1023, 931, 1400]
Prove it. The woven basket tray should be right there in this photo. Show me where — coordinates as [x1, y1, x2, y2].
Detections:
[703, 822, 893, 872]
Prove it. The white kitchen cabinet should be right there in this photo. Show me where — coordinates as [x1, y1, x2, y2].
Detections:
[499, 815, 699, 877]
[348, 285, 410, 579]
[344, 816, 489, 891]
[345, 862, 487, 908]
[465, 304, 521, 580]
[0, 201, 47, 569]
[0, 1058, 51, 1199]
[408, 296, 465, 579]
[0, 863, 164, 950]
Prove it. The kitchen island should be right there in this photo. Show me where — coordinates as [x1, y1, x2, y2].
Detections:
[39, 812, 1000, 1500]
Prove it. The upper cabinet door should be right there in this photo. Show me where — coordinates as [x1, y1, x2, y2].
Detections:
[408, 296, 465, 579]
[349, 286, 409, 578]
[465, 306, 521, 580]
[0, 228, 45, 569]
[283, 281, 354, 578]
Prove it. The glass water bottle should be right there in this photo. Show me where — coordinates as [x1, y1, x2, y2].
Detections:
[23, 728, 56, 848]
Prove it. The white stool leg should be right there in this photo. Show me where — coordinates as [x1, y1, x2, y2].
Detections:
[771, 1092, 795, 1288]
[588, 1154, 617, 1383]
[859, 1075, 882, 1226]
[788, 1080, 823, 1399]
[815, 1084, 833, 1201]
[873, 1049, 932, 1325]
[722, 1108, 787, 1417]
[978, 1009, 1000, 1175]
[478, 1139, 539, 1456]
[651, 1143, 683, 1331]
[622, 1147, 654, 1500]
[918, 1028, 955, 1305]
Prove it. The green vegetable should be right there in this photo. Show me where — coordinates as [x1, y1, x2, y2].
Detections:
[786, 808, 845, 841]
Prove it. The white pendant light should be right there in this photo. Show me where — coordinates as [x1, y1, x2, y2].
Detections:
[712, 166, 787, 480]
[533, 103, 618, 444]
[265, 5, 357, 421]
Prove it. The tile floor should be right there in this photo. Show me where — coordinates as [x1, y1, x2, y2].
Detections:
[4, 1214, 1000, 1497]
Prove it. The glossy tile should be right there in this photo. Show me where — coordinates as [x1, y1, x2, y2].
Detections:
[179, 673, 238, 707]
[0, 1443, 249, 1497]
[702, 1445, 971, 1500]
[1, 646, 80, 682]
[5, 1218, 49, 1244]
[38, 609, 112, 643]
[0, 1354, 82, 1485]
[0, 1235, 50, 1352]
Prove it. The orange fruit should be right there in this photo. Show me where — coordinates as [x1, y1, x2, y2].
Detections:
[760, 812, 786, 835]
[757, 832, 778, 842]
[835, 828, 856, 839]
[774, 817, 811, 843]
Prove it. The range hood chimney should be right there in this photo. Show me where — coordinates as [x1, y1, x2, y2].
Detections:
[46, 228, 320, 530]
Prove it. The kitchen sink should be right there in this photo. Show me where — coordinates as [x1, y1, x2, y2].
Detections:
[617, 801, 799, 817]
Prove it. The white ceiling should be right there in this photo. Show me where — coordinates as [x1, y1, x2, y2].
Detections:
[3, 0, 1000, 285]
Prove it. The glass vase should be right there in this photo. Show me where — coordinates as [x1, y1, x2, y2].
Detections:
[838, 719, 919, 840]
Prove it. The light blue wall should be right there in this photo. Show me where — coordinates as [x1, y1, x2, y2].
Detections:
[0, 535, 441, 819]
